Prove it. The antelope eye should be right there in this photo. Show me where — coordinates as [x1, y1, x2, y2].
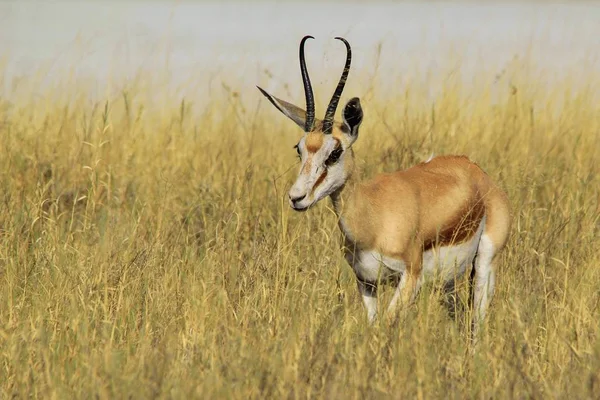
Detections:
[326, 147, 343, 166]
[293, 144, 301, 159]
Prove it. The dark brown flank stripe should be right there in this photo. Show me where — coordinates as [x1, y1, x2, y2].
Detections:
[422, 198, 486, 250]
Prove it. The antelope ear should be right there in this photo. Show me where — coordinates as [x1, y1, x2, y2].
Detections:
[257, 86, 307, 131]
[342, 97, 363, 139]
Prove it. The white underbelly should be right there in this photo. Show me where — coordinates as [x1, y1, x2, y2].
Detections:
[348, 216, 486, 284]
[422, 241, 477, 281]
[423, 215, 486, 281]
[348, 250, 407, 283]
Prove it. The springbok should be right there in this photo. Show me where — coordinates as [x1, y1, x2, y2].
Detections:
[257, 36, 511, 335]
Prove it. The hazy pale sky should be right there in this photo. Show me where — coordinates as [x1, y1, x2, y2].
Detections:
[1, 1, 599, 104]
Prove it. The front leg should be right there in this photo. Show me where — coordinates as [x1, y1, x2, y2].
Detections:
[386, 270, 421, 316]
[387, 247, 423, 317]
[357, 279, 377, 323]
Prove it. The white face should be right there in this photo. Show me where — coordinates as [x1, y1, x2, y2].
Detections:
[288, 133, 349, 211]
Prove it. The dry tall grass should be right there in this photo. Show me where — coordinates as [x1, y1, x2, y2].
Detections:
[0, 57, 599, 399]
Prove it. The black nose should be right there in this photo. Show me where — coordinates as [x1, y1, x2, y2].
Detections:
[289, 194, 306, 204]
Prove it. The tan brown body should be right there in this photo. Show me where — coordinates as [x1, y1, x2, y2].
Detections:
[257, 35, 511, 335]
[327, 145, 511, 325]
[336, 155, 510, 269]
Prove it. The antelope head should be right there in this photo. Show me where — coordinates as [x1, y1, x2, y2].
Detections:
[257, 36, 364, 211]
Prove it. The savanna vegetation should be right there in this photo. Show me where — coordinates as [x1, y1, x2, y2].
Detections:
[0, 50, 599, 399]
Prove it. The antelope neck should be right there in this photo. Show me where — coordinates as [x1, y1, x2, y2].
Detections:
[330, 152, 362, 220]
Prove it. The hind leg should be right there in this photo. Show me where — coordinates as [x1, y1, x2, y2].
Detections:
[442, 278, 459, 320]
[472, 234, 497, 339]
[440, 257, 476, 325]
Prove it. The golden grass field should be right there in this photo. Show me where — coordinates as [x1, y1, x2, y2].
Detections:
[0, 56, 599, 399]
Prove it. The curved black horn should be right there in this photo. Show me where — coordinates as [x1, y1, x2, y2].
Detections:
[299, 35, 315, 132]
[322, 37, 352, 134]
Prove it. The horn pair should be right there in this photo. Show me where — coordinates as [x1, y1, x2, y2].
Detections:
[300, 36, 352, 134]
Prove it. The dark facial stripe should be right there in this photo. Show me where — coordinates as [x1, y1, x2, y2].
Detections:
[311, 169, 328, 195]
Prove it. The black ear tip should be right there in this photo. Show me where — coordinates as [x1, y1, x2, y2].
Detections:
[348, 97, 361, 107]
[345, 97, 362, 112]
[343, 97, 363, 128]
